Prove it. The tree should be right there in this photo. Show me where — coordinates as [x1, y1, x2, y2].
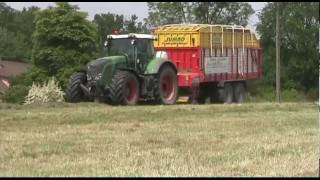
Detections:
[123, 15, 149, 33]
[16, 6, 40, 49]
[0, 3, 39, 61]
[32, 2, 99, 89]
[0, 2, 16, 32]
[93, 13, 150, 56]
[257, 2, 319, 93]
[145, 2, 254, 27]
[0, 27, 28, 61]
[145, 2, 191, 27]
[192, 2, 254, 26]
[124, 14, 138, 33]
[93, 13, 124, 55]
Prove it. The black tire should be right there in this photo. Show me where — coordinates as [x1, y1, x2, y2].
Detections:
[198, 84, 219, 104]
[109, 71, 140, 105]
[234, 81, 246, 103]
[154, 65, 178, 105]
[197, 94, 207, 104]
[65, 72, 87, 103]
[198, 85, 210, 104]
[223, 82, 233, 104]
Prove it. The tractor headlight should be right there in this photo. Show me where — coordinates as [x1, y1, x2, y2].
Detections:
[94, 73, 102, 81]
[87, 74, 92, 81]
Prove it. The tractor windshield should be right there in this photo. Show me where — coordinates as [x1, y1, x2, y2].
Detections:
[136, 39, 155, 61]
[107, 39, 134, 58]
[106, 38, 155, 63]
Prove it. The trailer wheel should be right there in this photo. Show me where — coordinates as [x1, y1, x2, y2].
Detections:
[65, 72, 87, 103]
[198, 85, 212, 104]
[223, 82, 233, 104]
[154, 65, 178, 105]
[109, 71, 140, 105]
[234, 82, 246, 103]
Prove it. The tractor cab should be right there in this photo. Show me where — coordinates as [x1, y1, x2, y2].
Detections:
[105, 33, 156, 72]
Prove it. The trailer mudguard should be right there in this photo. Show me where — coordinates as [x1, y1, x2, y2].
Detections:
[145, 58, 177, 75]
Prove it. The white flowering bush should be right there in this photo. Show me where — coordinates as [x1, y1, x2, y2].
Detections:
[24, 77, 65, 104]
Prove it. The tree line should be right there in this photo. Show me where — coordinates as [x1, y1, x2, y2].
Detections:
[0, 2, 318, 103]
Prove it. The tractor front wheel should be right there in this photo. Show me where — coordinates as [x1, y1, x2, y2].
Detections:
[154, 65, 178, 105]
[65, 72, 87, 103]
[109, 71, 140, 105]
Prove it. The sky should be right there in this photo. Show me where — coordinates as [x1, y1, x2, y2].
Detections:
[5, 2, 267, 32]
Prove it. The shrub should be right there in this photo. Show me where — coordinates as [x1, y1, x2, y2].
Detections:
[2, 66, 49, 104]
[305, 88, 318, 101]
[247, 80, 311, 102]
[2, 84, 30, 104]
[248, 85, 275, 102]
[281, 88, 306, 102]
[24, 77, 65, 104]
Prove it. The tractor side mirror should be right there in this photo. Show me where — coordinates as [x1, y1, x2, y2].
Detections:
[131, 39, 137, 45]
[155, 51, 168, 59]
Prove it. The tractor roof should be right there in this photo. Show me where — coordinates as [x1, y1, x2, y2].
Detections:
[107, 33, 155, 39]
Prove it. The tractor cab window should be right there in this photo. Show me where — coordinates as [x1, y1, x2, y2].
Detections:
[107, 39, 134, 60]
[106, 38, 154, 65]
[136, 39, 155, 62]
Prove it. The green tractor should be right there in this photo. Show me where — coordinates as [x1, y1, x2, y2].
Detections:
[65, 33, 178, 105]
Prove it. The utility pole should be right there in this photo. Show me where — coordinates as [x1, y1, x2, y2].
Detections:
[276, 2, 281, 103]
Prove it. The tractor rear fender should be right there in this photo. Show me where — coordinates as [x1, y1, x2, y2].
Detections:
[117, 68, 140, 81]
[102, 66, 141, 91]
[145, 58, 177, 75]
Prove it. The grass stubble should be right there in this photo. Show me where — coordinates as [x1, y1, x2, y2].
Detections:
[0, 102, 318, 176]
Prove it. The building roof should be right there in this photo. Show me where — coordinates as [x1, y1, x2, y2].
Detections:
[0, 60, 31, 95]
[0, 60, 31, 79]
[0, 79, 9, 95]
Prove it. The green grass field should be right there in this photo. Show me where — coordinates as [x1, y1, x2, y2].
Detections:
[0, 102, 318, 177]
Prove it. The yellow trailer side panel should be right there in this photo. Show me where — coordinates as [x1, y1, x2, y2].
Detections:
[154, 24, 260, 49]
[155, 32, 199, 48]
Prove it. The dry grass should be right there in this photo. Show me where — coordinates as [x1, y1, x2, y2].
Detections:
[0, 102, 318, 177]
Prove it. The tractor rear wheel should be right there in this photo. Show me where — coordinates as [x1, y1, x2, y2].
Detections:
[109, 71, 140, 105]
[154, 65, 178, 105]
[65, 72, 87, 103]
